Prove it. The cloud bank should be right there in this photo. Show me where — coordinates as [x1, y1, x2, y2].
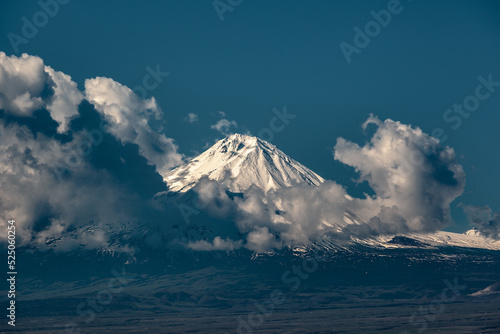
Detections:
[187, 236, 243, 251]
[185, 115, 466, 251]
[334, 115, 465, 234]
[0, 53, 182, 251]
[84, 77, 183, 177]
[0, 52, 82, 133]
[0, 53, 472, 253]
[460, 204, 500, 240]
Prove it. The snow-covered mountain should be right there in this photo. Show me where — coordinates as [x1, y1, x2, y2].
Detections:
[164, 133, 324, 193]
[159, 134, 500, 253]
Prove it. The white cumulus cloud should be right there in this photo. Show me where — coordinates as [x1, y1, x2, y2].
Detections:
[187, 236, 243, 251]
[84, 77, 183, 176]
[0, 52, 82, 133]
[0, 120, 133, 249]
[334, 114, 465, 233]
[184, 112, 199, 123]
[460, 204, 500, 240]
[44, 66, 83, 133]
[211, 118, 237, 135]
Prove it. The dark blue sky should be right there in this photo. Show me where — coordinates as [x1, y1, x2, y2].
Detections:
[1, 0, 499, 231]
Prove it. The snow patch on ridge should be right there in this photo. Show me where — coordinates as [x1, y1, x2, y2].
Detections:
[352, 230, 500, 250]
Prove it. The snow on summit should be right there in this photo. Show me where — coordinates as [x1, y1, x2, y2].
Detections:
[164, 133, 324, 193]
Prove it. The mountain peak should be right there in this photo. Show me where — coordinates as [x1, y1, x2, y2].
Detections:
[226, 133, 255, 141]
[218, 133, 262, 151]
[164, 134, 324, 193]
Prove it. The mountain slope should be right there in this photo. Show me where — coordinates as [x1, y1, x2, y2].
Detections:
[164, 134, 324, 193]
[353, 229, 500, 250]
